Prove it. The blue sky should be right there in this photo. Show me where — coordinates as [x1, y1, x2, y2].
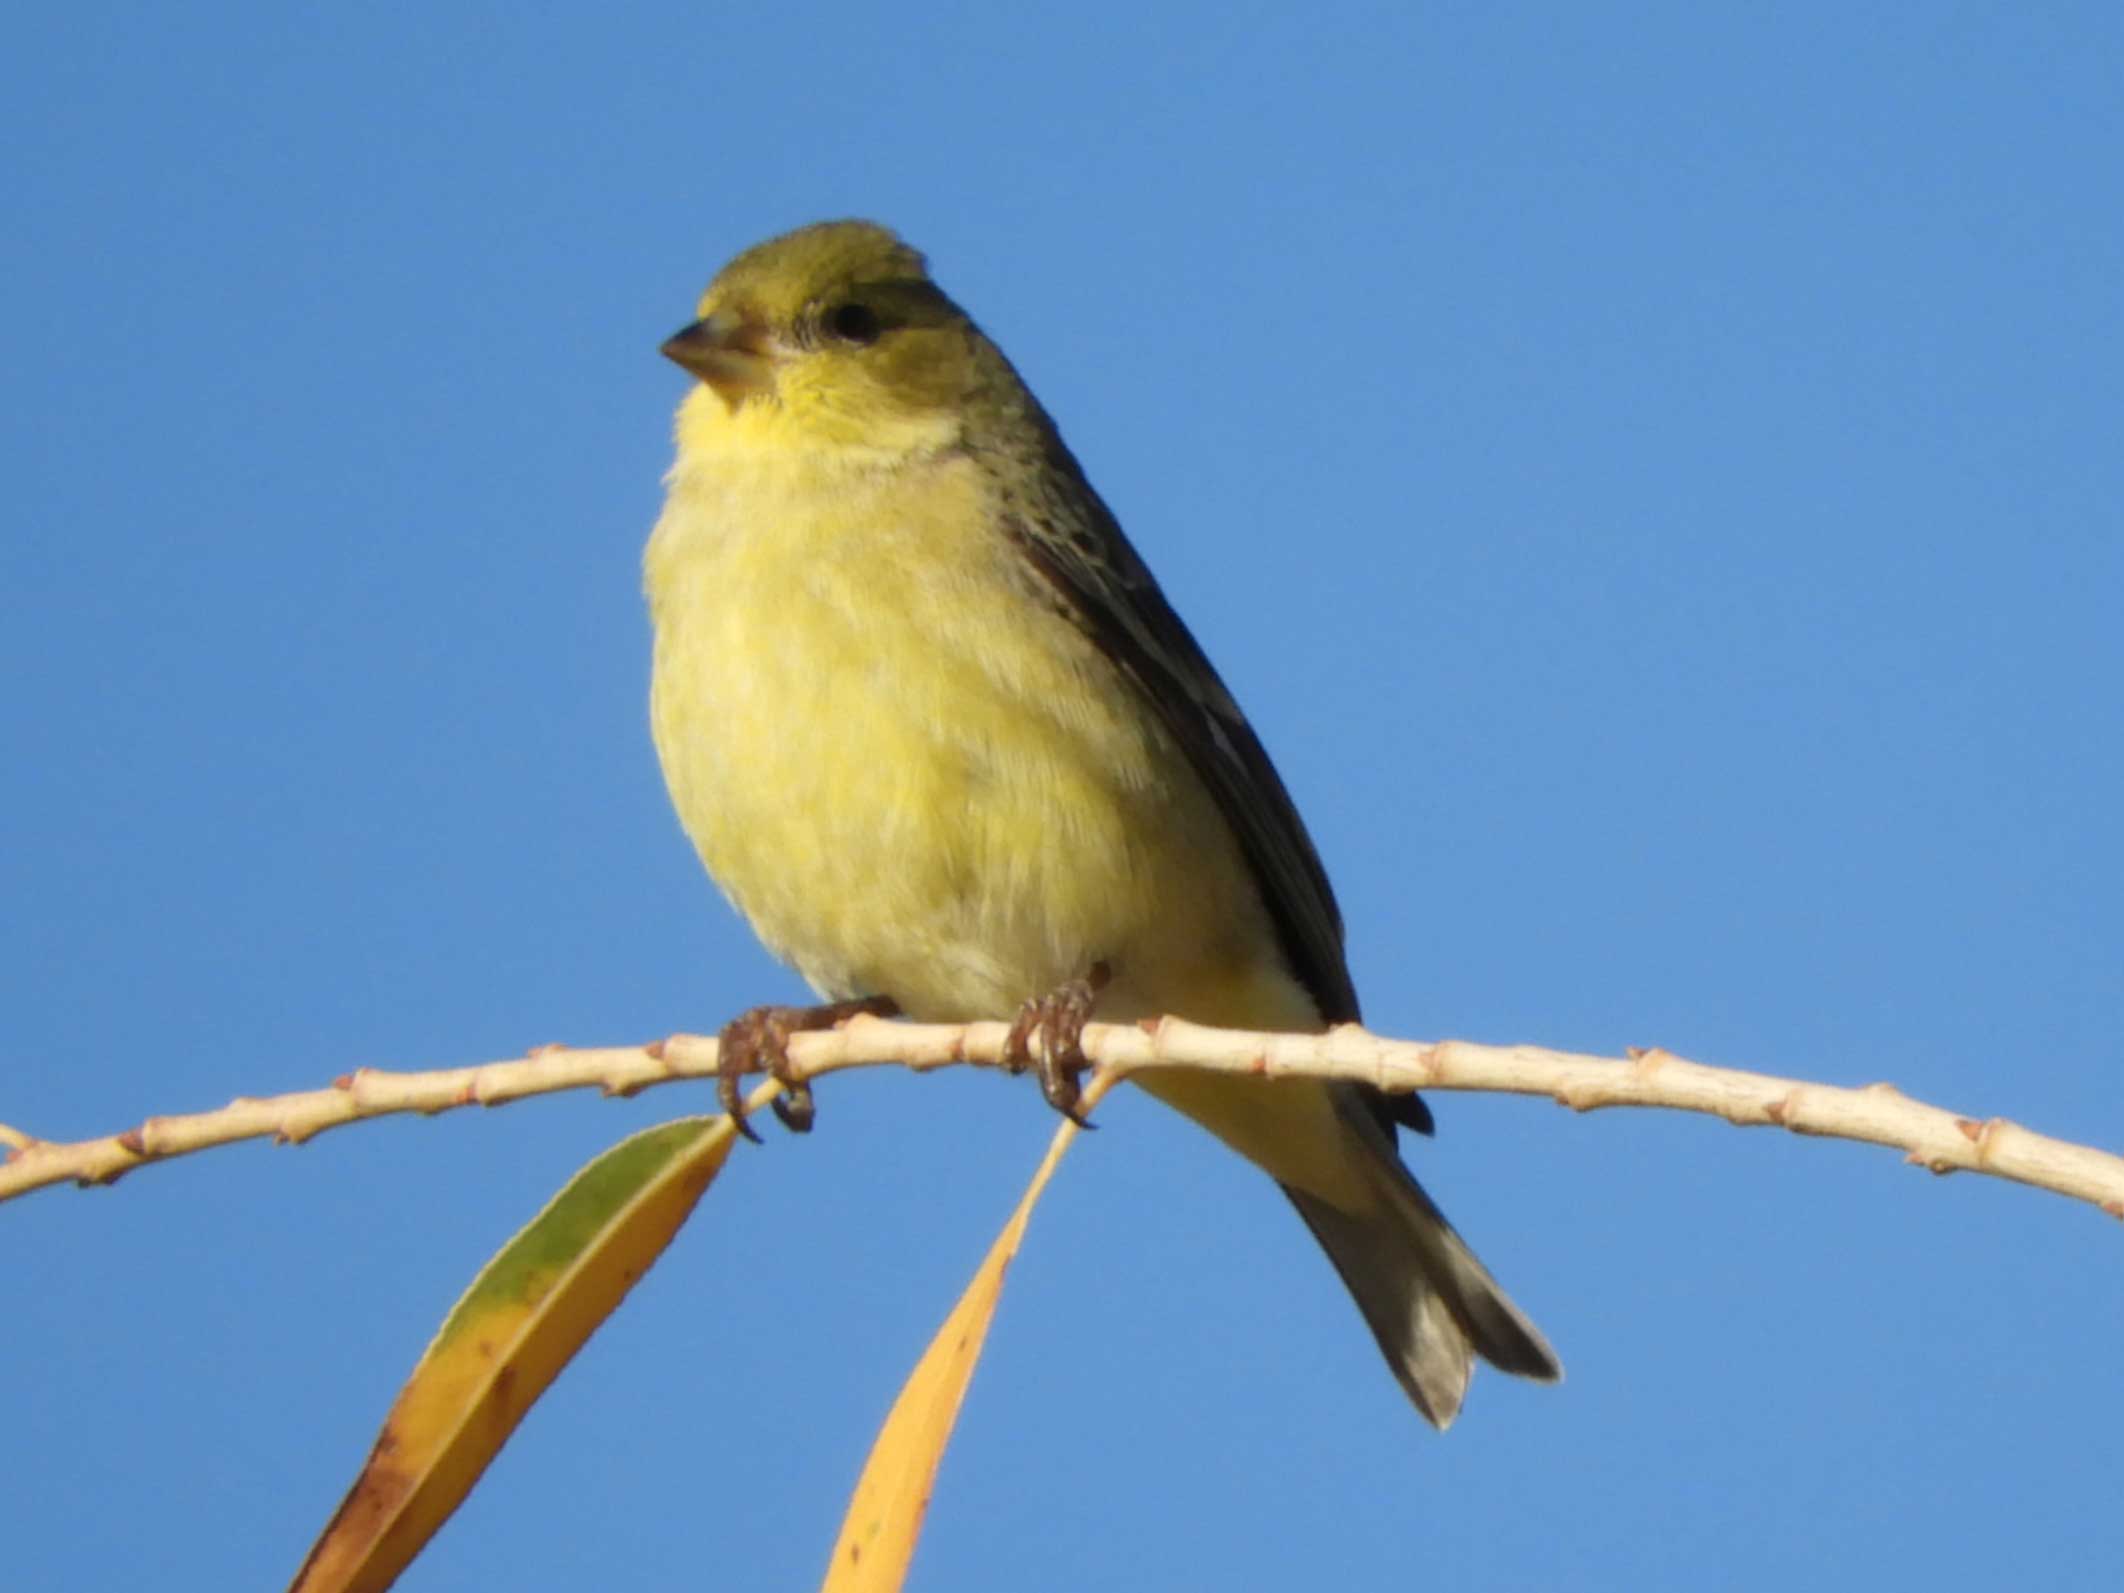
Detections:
[7, 4, 2122, 1589]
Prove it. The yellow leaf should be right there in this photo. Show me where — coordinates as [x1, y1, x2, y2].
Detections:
[822, 1072, 1112, 1593]
[289, 1111, 737, 1593]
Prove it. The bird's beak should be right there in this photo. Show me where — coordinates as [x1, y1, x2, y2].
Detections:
[661, 308, 776, 407]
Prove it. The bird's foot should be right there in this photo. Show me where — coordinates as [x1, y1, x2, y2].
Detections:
[717, 995, 899, 1142]
[1003, 963, 1111, 1127]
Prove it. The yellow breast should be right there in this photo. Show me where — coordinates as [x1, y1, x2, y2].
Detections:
[644, 414, 1289, 1027]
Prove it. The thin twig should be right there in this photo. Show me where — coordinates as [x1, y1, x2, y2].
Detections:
[4, 1018, 2120, 1218]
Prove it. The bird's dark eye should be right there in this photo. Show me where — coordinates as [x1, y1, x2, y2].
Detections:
[825, 302, 882, 346]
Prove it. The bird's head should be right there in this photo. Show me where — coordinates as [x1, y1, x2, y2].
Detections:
[663, 221, 1006, 456]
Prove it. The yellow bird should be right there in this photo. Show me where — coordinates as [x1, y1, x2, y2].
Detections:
[645, 220, 1559, 1426]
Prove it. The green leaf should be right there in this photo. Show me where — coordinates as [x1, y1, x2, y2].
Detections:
[289, 1115, 735, 1593]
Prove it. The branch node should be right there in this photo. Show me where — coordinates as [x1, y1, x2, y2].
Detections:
[650, 1034, 714, 1078]
[1972, 1117, 2011, 1164]
[1403, 1041, 1442, 1094]
[1147, 1014, 1188, 1065]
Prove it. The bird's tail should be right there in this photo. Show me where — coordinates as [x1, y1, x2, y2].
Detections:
[1282, 1102, 1561, 1428]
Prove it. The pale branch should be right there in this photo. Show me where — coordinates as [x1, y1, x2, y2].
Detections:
[3, 1018, 2120, 1218]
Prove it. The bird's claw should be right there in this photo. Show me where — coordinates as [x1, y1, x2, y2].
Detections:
[716, 1006, 797, 1143]
[715, 995, 899, 1141]
[1004, 964, 1110, 1127]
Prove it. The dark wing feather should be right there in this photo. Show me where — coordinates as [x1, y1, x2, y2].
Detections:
[989, 420, 1363, 1029]
[979, 401, 1437, 1139]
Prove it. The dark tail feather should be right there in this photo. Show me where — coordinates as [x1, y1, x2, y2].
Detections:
[1283, 1138, 1559, 1428]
